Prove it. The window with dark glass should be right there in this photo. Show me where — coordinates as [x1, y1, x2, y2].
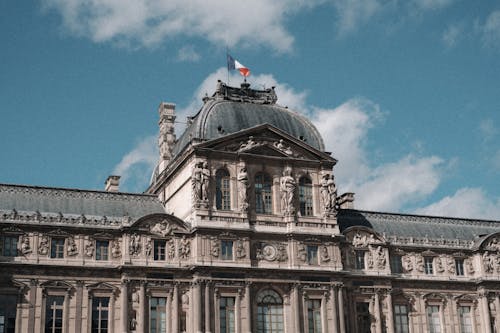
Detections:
[153, 240, 166, 261]
[220, 296, 235, 333]
[424, 257, 434, 275]
[256, 289, 284, 333]
[394, 304, 409, 333]
[221, 240, 233, 260]
[356, 302, 371, 333]
[307, 299, 322, 333]
[0, 294, 17, 333]
[426, 305, 441, 333]
[95, 241, 109, 261]
[255, 173, 273, 214]
[45, 296, 64, 333]
[0, 235, 18, 257]
[455, 259, 465, 276]
[390, 254, 403, 274]
[307, 245, 318, 265]
[150, 297, 166, 333]
[91, 297, 109, 333]
[299, 177, 313, 216]
[459, 306, 472, 333]
[355, 250, 365, 270]
[216, 169, 231, 210]
[50, 238, 65, 259]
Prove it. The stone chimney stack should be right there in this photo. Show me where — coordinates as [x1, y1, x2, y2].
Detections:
[105, 175, 121, 192]
[158, 102, 177, 174]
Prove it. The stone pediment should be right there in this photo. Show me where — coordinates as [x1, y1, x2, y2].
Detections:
[129, 213, 190, 237]
[195, 124, 336, 163]
[344, 227, 385, 247]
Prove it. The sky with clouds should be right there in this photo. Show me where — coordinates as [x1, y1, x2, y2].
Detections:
[1, 0, 499, 219]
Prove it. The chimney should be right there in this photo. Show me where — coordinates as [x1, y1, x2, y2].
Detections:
[105, 175, 121, 192]
[338, 192, 355, 209]
[158, 102, 176, 174]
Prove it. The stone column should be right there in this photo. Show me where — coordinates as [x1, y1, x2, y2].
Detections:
[479, 290, 492, 333]
[330, 285, 339, 333]
[75, 281, 83, 333]
[193, 281, 202, 333]
[121, 280, 129, 333]
[236, 289, 242, 333]
[338, 285, 346, 333]
[15, 289, 25, 333]
[138, 281, 146, 333]
[205, 282, 211, 333]
[109, 292, 116, 333]
[293, 284, 301, 332]
[385, 290, 395, 333]
[172, 284, 179, 333]
[214, 289, 221, 333]
[495, 295, 500, 333]
[64, 291, 71, 333]
[166, 291, 172, 333]
[27, 280, 37, 333]
[245, 283, 252, 333]
[321, 292, 329, 333]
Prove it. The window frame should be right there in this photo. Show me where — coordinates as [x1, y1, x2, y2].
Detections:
[307, 245, 318, 265]
[355, 250, 366, 270]
[91, 296, 110, 333]
[426, 305, 442, 333]
[44, 295, 65, 333]
[424, 257, 434, 275]
[215, 169, 231, 211]
[220, 240, 234, 261]
[390, 254, 403, 274]
[95, 240, 109, 261]
[0, 234, 19, 257]
[307, 298, 322, 333]
[298, 176, 313, 217]
[455, 258, 465, 276]
[394, 304, 409, 333]
[255, 173, 273, 214]
[149, 296, 167, 333]
[256, 289, 284, 333]
[219, 296, 236, 333]
[50, 238, 65, 259]
[458, 305, 473, 333]
[153, 239, 166, 261]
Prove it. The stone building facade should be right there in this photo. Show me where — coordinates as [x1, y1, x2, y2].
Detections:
[0, 81, 499, 333]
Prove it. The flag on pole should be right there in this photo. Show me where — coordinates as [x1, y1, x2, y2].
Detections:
[227, 54, 250, 77]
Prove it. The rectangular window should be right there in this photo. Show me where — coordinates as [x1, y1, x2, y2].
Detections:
[307, 299, 322, 333]
[0, 294, 17, 333]
[455, 259, 465, 276]
[150, 297, 166, 333]
[459, 306, 472, 333]
[220, 297, 235, 333]
[221, 240, 233, 260]
[221, 178, 231, 210]
[355, 250, 365, 270]
[91, 297, 109, 333]
[394, 304, 409, 333]
[390, 254, 403, 274]
[153, 240, 166, 261]
[50, 238, 65, 259]
[45, 296, 64, 333]
[307, 245, 318, 265]
[0, 235, 18, 257]
[424, 257, 434, 275]
[95, 241, 109, 261]
[426, 305, 441, 333]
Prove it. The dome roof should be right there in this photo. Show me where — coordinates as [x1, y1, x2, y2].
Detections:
[173, 81, 324, 156]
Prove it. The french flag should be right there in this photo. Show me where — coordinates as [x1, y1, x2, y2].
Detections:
[227, 54, 250, 77]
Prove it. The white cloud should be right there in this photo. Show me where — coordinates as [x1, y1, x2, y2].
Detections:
[442, 24, 462, 48]
[333, 0, 382, 36]
[480, 10, 500, 48]
[412, 0, 454, 11]
[112, 135, 158, 192]
[177, 45, 200, 62]
[479, 118, 497, 142]
[41, 0, 323, 52]
[415, 188, 500, 220]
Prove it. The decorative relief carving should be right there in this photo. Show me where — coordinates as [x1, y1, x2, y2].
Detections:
[465, 258, 475, 274]
[297, 243, 307, 263]
[129, 234, 141, 256]
[320, 172, 337, 216]
[320, 246, 330, 262]
[446, 256, 455, 274]
[235, 239, 246, 259]
[167, 239, 176, 259]
[150, 220, 179, 237]
[239, 136, 259, 152]
[66, 237, 78, 256]
[483, 252, 495, 273]
[256, 243, 288, 262]
[145, 239, 152, 257]
[38, 235, 49, 255]
[179, 236, 191, 259]
[273, 139, 293, 155]
[111, 239, 121, 258]
[352, 231, 383, 248]
[402, 254, 413, 272]
[485, 237, 500, 252]
[192, 161, 210, 208]
[85, 241, 94, 257]
[20, 235, 32, 254]
[415, 254, 425, 272]
[435, 256, 445, 273]
[211, 237, 219, 257]
[280, 166, 296, 216]
[237, 166, 249, 212]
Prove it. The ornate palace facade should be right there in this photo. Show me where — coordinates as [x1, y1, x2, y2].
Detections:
[1, 81, 499, 333]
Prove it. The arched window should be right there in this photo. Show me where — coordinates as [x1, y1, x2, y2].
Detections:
[216, 169, 231, 210]
[255, 173, 273, 214]
[299, 176, 313, 216]
[256, 289, 284, 333]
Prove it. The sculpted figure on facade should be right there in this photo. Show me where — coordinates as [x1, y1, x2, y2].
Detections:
[237, 166, 249, 212]
[320, 246, 330, 262]
[257, 243, 288, 262]
[167, 239, 176, 259]
[376, 246, 386, 269]
[235, 239, 246, 259]
[486, 237, 500, 252]
[179, 236, 191, 259]
[211, 237, 219, 257]
[446, 257, 455, 274]
[85, 241, 94, 257]
[297, 243, 307, 262]
[129, 234, 141, 256]
[38, 235, 49, 255]
[20, 235, 32, 255]
[67, 237, 78, 256]
[276, 244, 288, 262]
[415, 254, 425, 272]
[465, 258, 475, 274]
[402, 254, 413, 272]
[435, 257, 445, 273]
[145, 239, 152, 257]
[483, 252, 494, 273]
[353, 232, 368, 248]
[320, 173, 337, 216]
[367, 246, 375, 269]
[280, 167, 296, 216]
[150, 220, 179, 237]
[274, 139, 293, 155]
[239, 136, 258, 151]
[192, 161, 209, 206]
[111, 240, 121, 258]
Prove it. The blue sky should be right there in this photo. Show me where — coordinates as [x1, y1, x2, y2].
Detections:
[1, 0, 499, 219]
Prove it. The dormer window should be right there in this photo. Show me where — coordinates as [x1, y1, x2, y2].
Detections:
[255, 173, 273, 214]
[216, 169, 231, 210]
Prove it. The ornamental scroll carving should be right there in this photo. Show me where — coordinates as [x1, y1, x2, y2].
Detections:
[280, 166, 296, 216]
[256, 243, 288, 262]
[402, 254, 413, 272]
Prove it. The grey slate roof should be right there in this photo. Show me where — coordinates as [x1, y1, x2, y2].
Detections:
[338, 209, 500, 241]
[0, 184, 165, 220]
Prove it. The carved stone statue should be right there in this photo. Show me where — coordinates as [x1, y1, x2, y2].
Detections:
[111, 240, 121, 258]
[167, 239, 176, 259]
[402, 254, 413, 272]
[280, 167, 296, 216]
[150, 220, 179, 237]
[297, 244, 307, 262]
[239, 136, 258, 151]
[435, 257, 445, 273]
[129, 234, 141, 256]
[192, 161, 210, 206]
[67, 237, 78, 256]
[320, 246, 330, 262]
[483, 252, 494, 273]
[201, 162, 210, 202]
[465, 258, 474, 274]
[352, 232, 368, 248]
[320, 173, 337, 216]
[415, 255, 424, 272]
[211, 238, 219, 257]
[446, 257, 455, 274]
[38, 235, 49, 255]
[145, 239, 152, 257]
[85, 241, 94, 257]
[179, 236, 191, 259]
[274, 139, 293, 155]
[366, 246, 375, 269]
[235, 240, 246, 259]
[237, 166, 249, 212]
[376, 246, 386, 269]
[21, 235, 32, 255]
